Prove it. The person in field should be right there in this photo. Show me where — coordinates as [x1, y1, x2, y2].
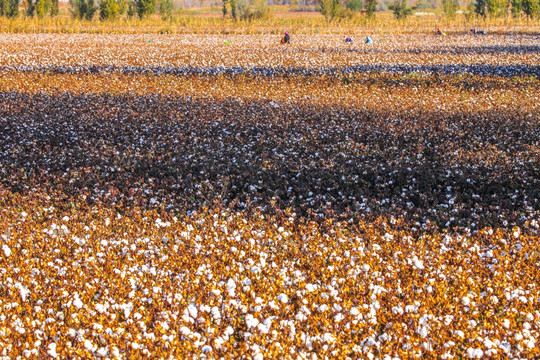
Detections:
[344, 36, 353, 43]
[436, 28, 447, 36]
[281, 32, 290, 44]
[365, 36, 372, 44]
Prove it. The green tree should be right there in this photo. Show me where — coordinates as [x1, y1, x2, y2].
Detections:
[389, 0, 413, 19]
[100, 0, 119, 19]
[49, 0, 58, 15]
[364, 0, 377, 17]
[511, 0, 522, 17]
[26, 0, 36, 16]
[230, 0, 237, 19]
[346, 0, 363, 11]
[136, 0, 155, 18]
[36, 0, 50, 18]
[474, 0, 487, 18]
[443, 0, 457, 18]
[159, 0, 173, 20]
[1, 0, 19, 16]
[127, 0, 136, 16]
[486, 0, 509, 17]
[118, 0, 127, 14]
[318, 0, 341, 22]
[70, 0, 97, 19]
[522, 0, 539, 18]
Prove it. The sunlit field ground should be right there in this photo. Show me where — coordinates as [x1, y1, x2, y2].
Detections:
[0, 33, 539, 358]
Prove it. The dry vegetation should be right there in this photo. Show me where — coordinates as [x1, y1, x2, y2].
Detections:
[0, 33, 539, 359]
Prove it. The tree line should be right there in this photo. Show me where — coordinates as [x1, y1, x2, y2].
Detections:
[0, 0, 538, 20]
[0, 0, 175, 19]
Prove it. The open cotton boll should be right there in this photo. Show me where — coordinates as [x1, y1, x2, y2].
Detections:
[2, 244, 11, 257]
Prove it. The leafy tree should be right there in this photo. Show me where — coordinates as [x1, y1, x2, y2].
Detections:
[443, 0, 457, 18]
[346, 0, 363, 11]
[222, 0, 227, 17]
[136, 0, 156, 18]
[26, 0, 35, 16]
[364, 0, 377, 17]
[486, 0, 509, 17]
[318, 0, 341, 22]
[230, 0, 237, 19]
[389, 0, 413, 19]
[1, 0, 19, 17]
[36, 0, 50, 18]
[511, 0, 522, 17]
[118, 0, 127, 14]
[159, 0, 173, 20]
[100, 0, 119, 19]
[522, 0, 539, 18]
[127, 0, 136, 16]
[70, 0, 97, 19]
[235, 0, 268, 20]
[50, 0, 57, 15]
[85, 0, 97, 19]
[474, 0, 487, 18]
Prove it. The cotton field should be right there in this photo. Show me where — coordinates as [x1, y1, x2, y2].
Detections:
[0, 33, 539, 359]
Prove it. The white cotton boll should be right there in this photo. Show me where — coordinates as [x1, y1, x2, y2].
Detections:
[180, 326, 191, 336]
[305, 284, 315, 292]
[318, 304, 329, 312]
[498, 342, 511, 354]
[525, 337, 536, 349]
[502, 319, 510, 328]
[455, 330, 464, 338]
[392, 306, 404, 315]
[2, 244, 11, 257]
[105, 218, 110, 226]
[84, 339, 96, 352]
[362, 264, 370, 272]
[202, 345, 212, 353]
[253, 354, 264, 360]
[245, 314, 260, 329]
[418, 326, 429, 338]
[461, 297, 470, 306]
[350, 307, 359, 316]
[412, 258, 424, 270]
[187, 303, 198, 319]
[278, 293, 288, 304]
[47, 343, 57, 358]
[405, 305, 415, 313]
[334, 313, 344, 323]
[73, 298, 83, 309]
[96, 348, 108, 357]
[483, 339, 493, 349]
[441, 353, 454, 359]
[227, 279, 236, 296]
[322, 333, 335, 343]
